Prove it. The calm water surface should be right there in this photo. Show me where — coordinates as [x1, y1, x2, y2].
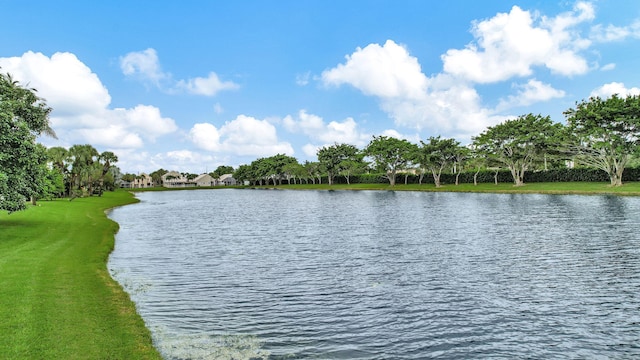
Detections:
[108, 189, 640, 359]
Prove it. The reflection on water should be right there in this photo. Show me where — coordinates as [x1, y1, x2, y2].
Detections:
[109, 189, 640, 359]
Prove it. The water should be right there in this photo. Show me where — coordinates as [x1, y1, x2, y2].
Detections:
[108, 189, 640, 359]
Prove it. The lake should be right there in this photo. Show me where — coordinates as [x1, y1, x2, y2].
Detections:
[108, 189, 640, 359]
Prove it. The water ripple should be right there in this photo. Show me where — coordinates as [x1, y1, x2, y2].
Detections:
[109, 190, 640, 359]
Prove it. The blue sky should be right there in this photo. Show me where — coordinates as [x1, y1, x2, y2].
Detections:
[2, 0, 640, 174]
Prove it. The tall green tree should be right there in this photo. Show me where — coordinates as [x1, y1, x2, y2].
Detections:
[564, 95, 640, 186]
[0, 72, 54, 212]
[365, 136, 415, 186]
[95, 151, 118, 195]
[472, 114, 563, 186]
[416, 136, 460, 187]
[317, 143, 360, 185]
[68, 144, 99, 196]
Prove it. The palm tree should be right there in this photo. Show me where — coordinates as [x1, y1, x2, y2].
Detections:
[68, 144, 99, 197]
[96, 151, 118, 195]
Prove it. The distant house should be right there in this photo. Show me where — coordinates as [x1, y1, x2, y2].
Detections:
[193, 173, 215, 187]
[128, 173, 154, 188]
[218, 174, 237, 186]
[162, 171, 196, 188]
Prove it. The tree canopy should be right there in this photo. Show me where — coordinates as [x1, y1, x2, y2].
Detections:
[365, 136, 416, 186]
[0, 72, 54, 212]
[564, 95, 640, 186]
[472, 114, 563, 186]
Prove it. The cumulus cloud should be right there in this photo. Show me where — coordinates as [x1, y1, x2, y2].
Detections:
[322, 40, 428, 99]
[321, 42, 505, 140]
[0, 51, 178, 150]
[0, 51, 110, 115]
[442, 2, 594, 83]
[189, 115, 294, 157]
[320, 2, 610, 141]
[283, 110, 370, 146]
[120, 48, 238, 96]
[590, 82, 640, 98]
[496, 79, 565, 111]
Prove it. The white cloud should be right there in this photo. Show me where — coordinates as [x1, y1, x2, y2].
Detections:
[190, 115, 294, 157]
[175, 72, 239, 96]
[120, 48, 238, 96]
[320, 3, 604, 142]
[120, 48, 167, 85]
[590, 20, 640, 42]
[496, 79, 565, 110]
[322, 40, 428, 99]
[321, 42, 508, 140]
[590, 82, 640, 98]
[600, 63, 616, 71]
[283, 110, 370, 146]
[0, 51, 110, 115]
[0, 51, 177, 150]
[442, 2, 593, 83]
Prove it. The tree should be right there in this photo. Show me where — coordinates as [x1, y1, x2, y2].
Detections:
[233, 164, 252, 185]
[303, 161, 324, 184]
[46, 146, 71, 195]
[564, 95, 640, 186]
[416, 136, 460, 187]
[317, 143, 360, 185]
[339, 155, 367, 185]
[149, 168, 168, 187]
[365, 136, 415, 186]
[68, 144, 99, 196]
[0, 72, 54, 212]
[95, 151, 118, 195]
[452, 145, 470, 185]
[210, 165, 234, 178]
[472, 114, 563, 186]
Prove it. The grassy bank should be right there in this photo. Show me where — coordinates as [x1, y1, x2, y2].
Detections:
[0, 191, 161, 359]
[253, 181, 640, 195]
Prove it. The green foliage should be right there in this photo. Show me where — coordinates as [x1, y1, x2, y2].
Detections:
[317, 143, 360, 185]
[416, 136, 460, 187]
[0, 72, 54, 212]
[210, 165, 234, 178]
[472, 113, 564, 186]
[564, 94, 640, 186]
[365, 136, 417, 186]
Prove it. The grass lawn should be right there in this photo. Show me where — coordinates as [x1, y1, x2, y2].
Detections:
[0, 190, 161, 359]
[259, 181, 640, 195]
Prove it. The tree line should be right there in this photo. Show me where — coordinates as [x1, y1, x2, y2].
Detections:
[3, 67, 640, 213]
[231, 95, 640, 188]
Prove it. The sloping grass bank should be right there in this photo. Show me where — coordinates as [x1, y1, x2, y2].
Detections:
[0, 191, 161, 359]
[259, 181, 640, 195]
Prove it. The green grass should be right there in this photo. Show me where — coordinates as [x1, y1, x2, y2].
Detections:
[0, 190, 161, 360]
[257, 181, 640, 195]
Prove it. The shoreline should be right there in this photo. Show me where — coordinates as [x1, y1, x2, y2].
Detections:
[131, 181, 640, 196]
[0, 191, 162, 359]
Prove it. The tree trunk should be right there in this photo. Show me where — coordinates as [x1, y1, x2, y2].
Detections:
[455, 172, 461, 186]
[473, 171, 479, 186]
[431, 169, 441, 188]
